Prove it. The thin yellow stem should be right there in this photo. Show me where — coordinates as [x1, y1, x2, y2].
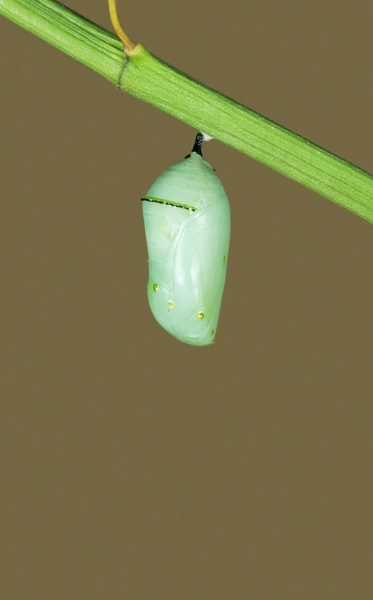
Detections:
[108, 0, 136, 54]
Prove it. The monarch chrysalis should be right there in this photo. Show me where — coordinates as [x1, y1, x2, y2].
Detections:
[141, 133, 230, 346]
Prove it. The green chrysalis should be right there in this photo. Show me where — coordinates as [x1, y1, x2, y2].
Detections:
[141, 133, 230, 346]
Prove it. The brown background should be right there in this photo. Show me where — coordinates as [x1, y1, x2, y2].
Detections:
[1, 0, 373, 598]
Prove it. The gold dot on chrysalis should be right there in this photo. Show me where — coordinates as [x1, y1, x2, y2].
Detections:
[198, 312, 204, 320]
[168, 301, 174, 308]
[153, 283, 158, 292]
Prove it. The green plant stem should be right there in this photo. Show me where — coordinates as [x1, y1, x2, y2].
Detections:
[1, 0, 372, 223]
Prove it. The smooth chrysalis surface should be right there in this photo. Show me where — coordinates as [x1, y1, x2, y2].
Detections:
[141, 133, 230, 346]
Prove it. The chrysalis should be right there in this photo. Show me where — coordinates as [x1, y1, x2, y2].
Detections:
[142, 133, 230, 346]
